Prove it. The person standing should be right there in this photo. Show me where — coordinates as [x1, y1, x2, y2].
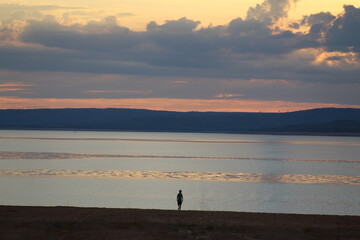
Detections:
[177, 190, 183, 210]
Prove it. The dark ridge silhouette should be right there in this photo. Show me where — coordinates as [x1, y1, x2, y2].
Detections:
[257, 120, 360, 133]
[0, 108, 360, 135]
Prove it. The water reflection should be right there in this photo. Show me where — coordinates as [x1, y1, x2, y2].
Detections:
[1, 169, 359, 185]
[1, 130, 359, 215]
[1, 151, 359, 163]
[1, 135, 360, 146]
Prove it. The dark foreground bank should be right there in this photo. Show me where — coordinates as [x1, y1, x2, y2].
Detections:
[0, 206, 359, 240]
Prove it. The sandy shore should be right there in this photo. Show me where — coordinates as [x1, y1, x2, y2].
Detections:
[1, 206, 359, 240]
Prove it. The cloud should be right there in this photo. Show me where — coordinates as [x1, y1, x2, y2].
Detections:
[0, 81, 34, 95]
[0, 0, 359, 100]
[0, 82, 34, 87]
[87, 90, 151, 94]
[1, 96, 359, 112]
[146, 17, 200, 33]
[1, 69, 359, 107]
[213, 93, 244, 99]
[8, 2, 311, 57]
[19, 15, 296, 60]
[0, 4, 83, 22]
[226, 18, 310, 54]
[116, 12, 136, 18]
[21, 16, 136, 52]
[0, 4, 81, 12]
[18, 16, 227, 69]
[0, 13, 358, 85]
[325, 5, 360, 52]
[0, 0, 358, 112]
[246, 0, 298, 23]
[301, 12, 336, 26]
[0, 88, 23, 92]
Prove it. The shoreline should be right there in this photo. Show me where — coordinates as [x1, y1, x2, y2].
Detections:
[1, 127, 360, 137]
[1, 206, 359, 239]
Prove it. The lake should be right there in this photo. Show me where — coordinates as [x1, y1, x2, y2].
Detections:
[0, 130, 359, 215]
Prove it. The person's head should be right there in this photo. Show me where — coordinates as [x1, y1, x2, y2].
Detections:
[179, 190, 182, 193]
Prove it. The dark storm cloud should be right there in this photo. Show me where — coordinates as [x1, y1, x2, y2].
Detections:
[226, 17, 311, 54]
[289, 5, 360, 53]
[0, 2, 359, 85]
[22, 16, 137, 52]
[0, 44, 165, 76]
[20, 15, 306, 62]
[21, 16, 228, 69]
[325, 5, 360, 52]
[301, 12, 336, 26]
[146, 17, 200, 33]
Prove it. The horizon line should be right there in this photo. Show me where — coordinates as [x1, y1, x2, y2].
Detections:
[0, 106, 359, 114]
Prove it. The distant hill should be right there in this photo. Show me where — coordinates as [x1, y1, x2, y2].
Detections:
[257, 120, 360, 134]
[0, 108, 360, 135]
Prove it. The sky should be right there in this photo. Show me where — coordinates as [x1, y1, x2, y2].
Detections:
[0, 0, 360, 112]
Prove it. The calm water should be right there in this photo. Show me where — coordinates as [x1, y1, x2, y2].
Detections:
[0, 130, 359, 215]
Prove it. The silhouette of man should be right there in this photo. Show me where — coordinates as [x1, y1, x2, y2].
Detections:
[177, 190, 183, 210]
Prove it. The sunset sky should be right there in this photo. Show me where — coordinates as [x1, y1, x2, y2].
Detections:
[0, 0, 359, 112]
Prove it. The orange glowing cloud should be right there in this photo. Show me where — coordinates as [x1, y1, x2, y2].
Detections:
[0, 82, 34, 87]
[0, 82, 34, 93]
[1, 97, 359, 113]
[87, 90, 151, 94]
[312, 49, 360, 67]
[0, 88, 24, 92]
[214, 93, 244, 98]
